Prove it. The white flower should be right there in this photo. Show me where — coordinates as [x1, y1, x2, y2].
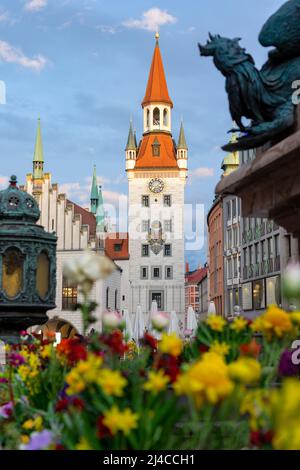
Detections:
[283, 263, 300, 299]
[63, 251, 116, 287]
[102, 311, 123, 330]
[151, 312, 170, 331]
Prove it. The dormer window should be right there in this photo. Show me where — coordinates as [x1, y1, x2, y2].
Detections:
[152, 137, 160, 157]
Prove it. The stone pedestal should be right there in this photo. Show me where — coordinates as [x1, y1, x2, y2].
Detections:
[216, 106, 300, 240]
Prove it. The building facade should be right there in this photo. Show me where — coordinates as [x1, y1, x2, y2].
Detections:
[240, 148, 299, 317]
[185, 265, 208, 318]
[22, 119, 123, 334]
[221, 139, 242, 317]
[207, 196, 224, 316]
[126, 34, 187, 319]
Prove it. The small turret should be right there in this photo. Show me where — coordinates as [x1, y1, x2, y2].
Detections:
[33, 118, 44, 180]
[125, 121, 137, 170]
[177, 121, 188, 170]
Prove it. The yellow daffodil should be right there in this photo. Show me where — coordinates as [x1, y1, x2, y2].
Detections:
[103, 406, 139, 436]
[20, 435, 30, 445]
[97, 369, 127, 397]
[228, 357, 261, 385]
[22, 416, 43, 432]
[76, 437, 92, 450]
[143, 370, 169, 394]
[230, 317, 248, 333]
[290, 312, 300, 326]
[209, 341, 230, 357]
[66, 353, 103, 395]
[159, 333, 183, 357]
[272, 380, 300, 450]
[206, 315, 226, 332]
[174, 352, 234, 405]
[262, 306, 293, 338]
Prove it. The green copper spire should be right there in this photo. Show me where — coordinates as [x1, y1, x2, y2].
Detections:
[126, 121, 137, 151]
[96, 185, 106, 233]
[90, 165, 99, 215]
[177, 121, 188, 150]
[33, 118, 44, 179]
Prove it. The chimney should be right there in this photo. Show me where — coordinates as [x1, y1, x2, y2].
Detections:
[185, 262, 189, 273]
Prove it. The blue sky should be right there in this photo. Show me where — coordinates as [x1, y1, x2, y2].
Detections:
[0, 0, 285, 269]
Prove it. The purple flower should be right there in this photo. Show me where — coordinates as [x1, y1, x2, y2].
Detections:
[0, 377, 8, 384]
[24, 430, 54, 450]
[8, 353, 25, 367]
[278, 349, 300, 377]
[0, 402, 13, 418]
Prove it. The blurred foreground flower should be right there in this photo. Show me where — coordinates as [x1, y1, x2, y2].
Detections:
[151, 312, 170, 331]
[102, 311, 123, 330]
[63, 251, 115, 295]
[282, 262, 300, 300]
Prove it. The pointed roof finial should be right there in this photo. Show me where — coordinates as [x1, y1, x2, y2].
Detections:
[90, 164, 99, 201]
[33, 117, 44, 163]
[142, 34, 173, 108]
[178, 121, 188, 150]
[155, 31, 160, 43]
[126, 120, 137, 151]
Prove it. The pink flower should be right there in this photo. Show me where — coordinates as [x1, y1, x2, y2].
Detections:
[0, 402, 13, 418]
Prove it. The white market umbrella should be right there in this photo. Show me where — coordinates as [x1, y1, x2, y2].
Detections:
[208, 301, 217, 316]
[133, 305, 145, 344]
[186, 305, 198, 335]
[123, 308, 133, 341]
[149, 300, 161, 339]
[168, 311, 180, 336]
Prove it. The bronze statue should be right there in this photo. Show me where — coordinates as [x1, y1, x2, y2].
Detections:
[199, 0, 300, 152]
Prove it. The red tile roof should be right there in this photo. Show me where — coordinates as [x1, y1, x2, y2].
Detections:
[185, 267, 208, 285]
[135, 133, 178, 169]
[68, 200, 96, 237]
[142, 42, 173, 108]
[105, 233, 129, 261]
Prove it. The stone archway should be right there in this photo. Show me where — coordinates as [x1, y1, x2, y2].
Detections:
[36, 316, 78, 341]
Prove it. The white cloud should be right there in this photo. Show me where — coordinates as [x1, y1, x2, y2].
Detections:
[59, 177, 126, 208]
[0, 10, 9, 23]
[24, 0, 47, 12]
[123, 8, 177, 32]
[0, 176, 8, 189]
[190, 167, 214, 178]
[96, 24, 118, 34]
[0, 41, 48, 71]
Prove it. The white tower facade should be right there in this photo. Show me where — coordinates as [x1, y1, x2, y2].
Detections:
[126, 35, 188, 320]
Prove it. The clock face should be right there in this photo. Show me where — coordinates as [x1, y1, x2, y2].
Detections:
[149, 178, 164, 194]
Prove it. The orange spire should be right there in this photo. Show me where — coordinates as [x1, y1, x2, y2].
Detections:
[142, 35, 173, 108]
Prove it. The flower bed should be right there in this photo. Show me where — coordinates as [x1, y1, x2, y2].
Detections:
[1, 306, 300, 450]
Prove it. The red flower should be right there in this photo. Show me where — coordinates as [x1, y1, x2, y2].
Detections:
[97, 416, 112, 439]
[55, 397, 85, 412]
[55, 398, 69, 412]
[199, 344, 209, 354]
[8, 353, 25, 367]
[157, 355, 180, 383]
[55, 444, 65, 451]
[250, 430, 273, 448]
[143, 333, 158, 350]
[240, 339, 261, 358]
[57, 338, 87, 365]
[101, 330, 129, 356]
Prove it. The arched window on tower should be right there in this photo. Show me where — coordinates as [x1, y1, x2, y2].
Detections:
[153, 107, 160, 126]
[146, 109, 150, 128]
[163, 108, 168, 127]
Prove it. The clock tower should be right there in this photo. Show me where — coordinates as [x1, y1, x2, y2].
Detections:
[126, 34, 188, 319]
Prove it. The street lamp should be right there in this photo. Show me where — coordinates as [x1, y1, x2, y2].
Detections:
[0, 176, 57, 343]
